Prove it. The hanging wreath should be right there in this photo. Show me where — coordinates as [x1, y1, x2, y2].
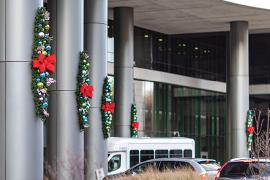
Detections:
[101, 77, 115, 138]
[76, 51, 93, 130]
[131, 104, 139, 138]
[32, 7, 56, 121]
[246, 110, 254, 151]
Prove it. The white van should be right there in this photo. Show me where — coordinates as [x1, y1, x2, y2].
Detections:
[107, 137, 195, 175]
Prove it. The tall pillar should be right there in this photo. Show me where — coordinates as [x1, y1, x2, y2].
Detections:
[227, 21, 249, 158]
[47, 0, 84, 179]
[0, 0, 43, 179]
[114, 7, 134, 137]
[85, 0, 108, 179]
[0, 0, 5, 178]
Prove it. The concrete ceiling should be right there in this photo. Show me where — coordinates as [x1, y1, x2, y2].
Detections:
[108, 0, 270, 34]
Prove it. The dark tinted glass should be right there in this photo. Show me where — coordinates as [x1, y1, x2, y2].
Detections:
[159, 161, 193, 171]
[169, 149, 182, 158]
[175, 161, 194, 170]
[184, 149, 192, 158]
[130, 150, 139, 167]
[155, 150, 169, 158]
[220, 162, 270, 178]
[130, 162, 157, 174]
[140, 150, 154, 162]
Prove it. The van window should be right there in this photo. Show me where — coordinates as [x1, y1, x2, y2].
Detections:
[184, 149, 192, 157]
[108, 154, 121, 172]
[169, 149, 182, 158]
[130, 150, 139, 167]
[155, 150, 169, 158]
[140, 150, 154, 162]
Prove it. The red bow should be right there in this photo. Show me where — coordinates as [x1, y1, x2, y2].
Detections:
[247, 127, 254, 134]
[102, 102, 115, 113]
[80, 83, 94, 98]
[132, 122, 139, 129]
[32, 54, 56, 73]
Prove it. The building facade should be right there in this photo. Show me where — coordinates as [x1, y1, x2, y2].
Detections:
[1, 0, 270, 179]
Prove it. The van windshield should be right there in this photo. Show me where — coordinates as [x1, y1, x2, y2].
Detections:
[108, 155, 121, 172]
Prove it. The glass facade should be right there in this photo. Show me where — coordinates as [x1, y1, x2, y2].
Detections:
[109, 20, 270, 84]
[108, 20, 270, 163]
[151, 83, 226, 163]
[249, 34, 270, 84]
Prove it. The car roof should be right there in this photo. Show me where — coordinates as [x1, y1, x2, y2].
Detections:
[140, 158, 198, 162]
[229, 158, 270, 163]
[193, 158, 216, 163]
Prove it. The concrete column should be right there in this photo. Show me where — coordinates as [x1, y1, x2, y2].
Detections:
[0, 0, 44, 179]
[47, 0, 84, 179]
[114, 7, 134, 137]
[0, 0, 5, 178]
[85, 0, 108, 179]
[227, 21, 249, 158]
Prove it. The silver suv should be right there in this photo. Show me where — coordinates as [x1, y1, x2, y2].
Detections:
[105, 158, 208, 180]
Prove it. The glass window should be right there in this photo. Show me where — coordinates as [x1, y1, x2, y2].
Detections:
[174, 161, 194, 170]
[155, 150, 169, 158]
[129, 161, 157, 175]
[140, 150, 154, 162]
[184, 149, 192, 158]
[159, 161, 175, 170]
[169, 149, 183, 158]
[220, 162, 270, 178]
[108, 155, 121, 172]
[130, 150, 139, 167]
[158, 161, 194, 171]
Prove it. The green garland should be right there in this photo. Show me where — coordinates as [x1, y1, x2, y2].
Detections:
[246, 110, 254, 151]
[31, 7, 56, 121]
[131, 104, 139, 138]
[101, 77, 115, 138]
[76, 51, 93, 130]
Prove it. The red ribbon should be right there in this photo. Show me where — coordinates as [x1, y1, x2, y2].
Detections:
[247, 127, 254, 134]
[101, 102, 115, 113]
[132, 122, 139, 129]
[32, 54, 56, 73]
[80, 83, 94, 98]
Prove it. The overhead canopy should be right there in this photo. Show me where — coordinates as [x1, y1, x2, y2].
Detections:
[109, 0, 270, 34]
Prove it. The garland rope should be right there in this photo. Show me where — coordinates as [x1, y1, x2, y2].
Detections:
[101, 77, 115, 138]
[31, 7, 56, 121]
[246, 110, 254, 151]
[131, 104, 139, 138]
[76, 51, 93, 130]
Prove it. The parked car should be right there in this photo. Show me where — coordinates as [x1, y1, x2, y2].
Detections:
[194, 158, 220, 177]
[106, 158, 207, 180]
[215, 158, 270, 179]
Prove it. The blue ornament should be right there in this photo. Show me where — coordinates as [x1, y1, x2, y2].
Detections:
[42, 102, 48, 108]
[46, 45, 51, 51]
[38, 24, 42, 28]
[44, 98, 48, 102]
[44, 33, 49, 38]
[40, 72, 46, 78]
[38, 41, 42, 46]
[36, 78, 41, 82]
[83, 116, 88, 123]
